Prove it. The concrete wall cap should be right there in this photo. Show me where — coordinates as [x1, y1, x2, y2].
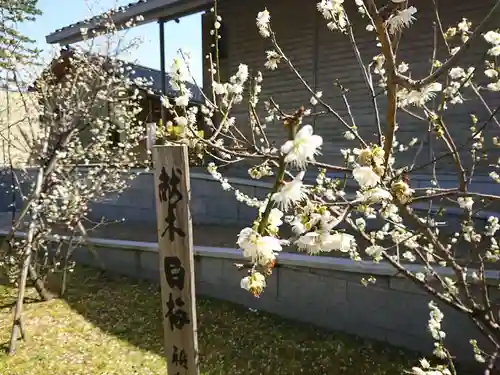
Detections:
[1, 229, 498, 283]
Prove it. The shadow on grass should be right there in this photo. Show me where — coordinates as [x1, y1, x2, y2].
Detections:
[40, 266, 417, 375]
[0, 296, 39, 310]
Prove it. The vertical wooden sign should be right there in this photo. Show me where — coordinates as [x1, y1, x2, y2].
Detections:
[153, 145, 199, 375]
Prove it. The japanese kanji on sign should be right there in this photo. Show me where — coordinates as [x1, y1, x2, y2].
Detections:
[153, 144, 199, 375]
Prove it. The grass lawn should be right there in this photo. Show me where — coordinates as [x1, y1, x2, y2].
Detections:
[0, 266, 417, 375]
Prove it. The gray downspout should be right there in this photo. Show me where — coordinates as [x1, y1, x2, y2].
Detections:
[159, 19, 167, 129]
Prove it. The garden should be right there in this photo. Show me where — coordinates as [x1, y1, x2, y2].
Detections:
[0, 266, 415, 375]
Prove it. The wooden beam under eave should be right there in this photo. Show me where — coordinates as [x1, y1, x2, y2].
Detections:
[45, 0, 212, 46]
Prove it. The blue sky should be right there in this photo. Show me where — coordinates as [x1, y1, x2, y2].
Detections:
[17, 0, 203, 82]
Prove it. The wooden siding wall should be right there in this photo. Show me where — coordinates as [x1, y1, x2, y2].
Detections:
[203, 0, 499, 175]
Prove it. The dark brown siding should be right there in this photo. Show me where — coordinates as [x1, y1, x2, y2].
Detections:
[203, 0, 500, 175]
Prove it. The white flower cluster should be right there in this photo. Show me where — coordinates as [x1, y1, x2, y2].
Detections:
[4, 45, 147, 283]
[484, 30, 500, 57]
[428, 301, 446, 344]
[159, 5, 500, 371]
[256, 9, 271, 38]
[169, 57, 192, 107]
[386, 6, 417, 34]
[295, 210, 355, 255]
[484, 31, 500, 91]
[457, 196, 473, 211]
[264, 50, 281, 71]
[317, 0, 347, 32]
[207, 163, 265, 209]
[212, 63, 249, 104]
[398, 83, 442, 108]
[411, 358, 451, 375]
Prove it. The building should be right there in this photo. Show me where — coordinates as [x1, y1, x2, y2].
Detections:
[45, 0, 500, 180]
[32, 46, 204, 164]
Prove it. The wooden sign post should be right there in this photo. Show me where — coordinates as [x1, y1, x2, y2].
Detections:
[153, 144, 199, 375]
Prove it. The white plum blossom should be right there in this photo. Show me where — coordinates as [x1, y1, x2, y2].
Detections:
[386, 6, 417, 34]
[404, 82, 442, 107]
[427, 301, 447, 359]
[398, 62, 409, 73]
[174, 92, 191, 107]
[256, 9, 271, 37]
[237, 227, 282, 266]
[174, 116, 188, 128]
[359, 187, 393, 203]
[381, 204, 400, 222]
[271, 172, 307, 211]
[449, 67, 465, 80]
[484, 30, 500, 45]
[265, 50, 281, 70]
[352, 166, 380, 187]
[241, 272, 266, 296]
[488, 45, 500, 57]
[297, 228, 355, 254]
[343, 130, 356, 140]
[355, 217, 366, 232]
[365, 245, 384, 261]
[310, 91, 322, 106]
[486, 216, 500, 236]
[391, 181, 414, 203]
[234, 63, 249, 82]
[316, 0, 347, 32]
[281, 125, 323, 169]
[267, 208, 284, 230]
[295, 211, 343, 254]
[457, 196, 474, 210]
[169, 57, 189, 91]
[294, 232, 322, 254]
[212, 82, 227, 95]
[353, 145, 385, 168]
[485, 69, 498, 78]
[329, 233, 356, 252]
[458, 18, 471, 33]
[483, 31, 500, 56]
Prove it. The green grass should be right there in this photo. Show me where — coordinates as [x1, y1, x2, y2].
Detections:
[0, 266, 417, 375]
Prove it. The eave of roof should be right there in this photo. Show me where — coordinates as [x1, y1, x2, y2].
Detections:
[45, 0, 212, 45]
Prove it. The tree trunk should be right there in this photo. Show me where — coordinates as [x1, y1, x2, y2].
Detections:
[28, 265, 53, 301]
[8, 223, 35, 355]
[8, 165, 45, 355]
[60, 245, 71, 297]
[77, 221, 106, 272]
[60, 269, 68, 297]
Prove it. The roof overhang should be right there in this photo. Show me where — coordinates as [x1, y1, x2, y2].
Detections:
[45, 0, 212, 45]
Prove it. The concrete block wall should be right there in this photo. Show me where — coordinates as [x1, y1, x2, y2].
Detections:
[86, 170, 272, 226]
[64, 238, 497, 363]
[2, 167, 499, 227]
[69, 170, 500, 227]
[0, 167, 271, 225]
